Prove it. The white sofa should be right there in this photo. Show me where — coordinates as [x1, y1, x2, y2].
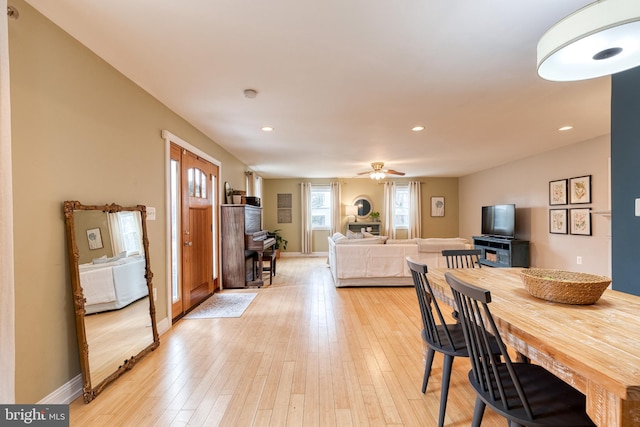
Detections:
[78, 254, 149, 314]
[327, 234, 470, 287]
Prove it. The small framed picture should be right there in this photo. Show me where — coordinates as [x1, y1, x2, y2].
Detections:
[570, 208, 591, 236]
[549, 209, 568, 234]
[86, 228, 104, 250]
[549, 179, 568, 205]
[431, 196, 445, 217]
[569, 175, 591, 204]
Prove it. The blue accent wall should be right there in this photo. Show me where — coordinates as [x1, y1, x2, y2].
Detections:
[611, 66, 640, 296]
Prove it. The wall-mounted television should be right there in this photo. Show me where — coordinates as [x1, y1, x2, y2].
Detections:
[481, 204, 516, 239]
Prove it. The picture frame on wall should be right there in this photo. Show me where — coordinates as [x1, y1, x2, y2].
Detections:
[569, 175, 592, 204]
[570, 208, 592, 236]
[86, 228, 104, 250]
[549, 209, 568, 234]
[431, 196, 445, 217]
[549, 179, 568, 205]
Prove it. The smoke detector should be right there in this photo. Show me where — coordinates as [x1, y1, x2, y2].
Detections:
[243, 89, 258, 99]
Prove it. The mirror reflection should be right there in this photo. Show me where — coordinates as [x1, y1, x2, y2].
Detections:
[64, 201, 159, 403]
[354, 196, 372, 218]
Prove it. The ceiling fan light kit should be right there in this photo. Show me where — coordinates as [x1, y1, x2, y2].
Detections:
[358, 162, 405, 180]
[537, 0, 640, 81]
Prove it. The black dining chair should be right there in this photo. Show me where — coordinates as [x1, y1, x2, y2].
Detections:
[407, 257, 489, 427]
[444, 272, 596, 427]
[442, 249, 482, 268]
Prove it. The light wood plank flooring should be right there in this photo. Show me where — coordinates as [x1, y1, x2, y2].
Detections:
[70, 257, 505, 426]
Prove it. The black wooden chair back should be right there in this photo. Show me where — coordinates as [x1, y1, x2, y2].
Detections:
[444, 272, 595, 427]
[407, 258, 470, 427]
[442, 249, 482, 268]
[407, 258, 459, 352]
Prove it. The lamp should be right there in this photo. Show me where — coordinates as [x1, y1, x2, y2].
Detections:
[537, 0, 640, 81]
[370, 171, 385, 180]
[345, 205, 358, 222]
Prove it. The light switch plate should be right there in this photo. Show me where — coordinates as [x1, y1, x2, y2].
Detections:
[636, 199, 640, 217]
[147, 207, 156, 221]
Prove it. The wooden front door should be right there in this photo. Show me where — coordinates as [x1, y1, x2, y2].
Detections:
[171, 144, 219, 320]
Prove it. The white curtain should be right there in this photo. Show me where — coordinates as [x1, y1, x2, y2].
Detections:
[245, 171, 262, 198]
[108, 212, 144, 256]
[108, 213, 125, 255]
[408, 181, 422, 238]
[0, 0, 16, 403]
[382, 182, 396, 239]
[330, 182, 341, 235]
[300, 182, 312, 254]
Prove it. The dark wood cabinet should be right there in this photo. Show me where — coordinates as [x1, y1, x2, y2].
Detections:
[473, 236, 530, 268]
[221, 205, 262, 288]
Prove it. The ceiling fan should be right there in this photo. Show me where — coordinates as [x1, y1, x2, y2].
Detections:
[357, 162, 405, 180]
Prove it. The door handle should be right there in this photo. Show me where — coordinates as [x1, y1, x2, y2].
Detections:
[184, 241, 193, 247]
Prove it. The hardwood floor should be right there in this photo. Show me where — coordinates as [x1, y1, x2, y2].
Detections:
[69, 257, 505, 426]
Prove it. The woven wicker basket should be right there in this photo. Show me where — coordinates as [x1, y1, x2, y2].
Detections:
[520, 268, 611, 305]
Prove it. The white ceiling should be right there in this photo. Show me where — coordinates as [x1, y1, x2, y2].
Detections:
[23, 0, 611, 179]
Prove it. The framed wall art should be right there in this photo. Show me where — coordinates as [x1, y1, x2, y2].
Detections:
[549, 209, 568, 234]
[86, 227, 104, 250]
[570, 208, 591, 236]
[431, 196, 445, 217]
[549, 179, 568, 205]
[569, 175, 591, 204]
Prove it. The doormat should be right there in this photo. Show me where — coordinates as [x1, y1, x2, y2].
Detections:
[185, 293, 257, 319]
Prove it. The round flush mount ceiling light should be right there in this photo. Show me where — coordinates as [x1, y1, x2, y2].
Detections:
[537, 0, 640, 81]
[411, 126, 425, 132]
[261, 126, 274, 132]
[559, 125, 574, 131]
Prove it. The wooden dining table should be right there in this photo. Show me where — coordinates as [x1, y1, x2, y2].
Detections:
[426, 267, 640, 427]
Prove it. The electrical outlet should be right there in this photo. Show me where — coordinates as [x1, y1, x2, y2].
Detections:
[147, 207, 156, 221]
[153, 287, 157, 301]
[577, 256, 583, 265]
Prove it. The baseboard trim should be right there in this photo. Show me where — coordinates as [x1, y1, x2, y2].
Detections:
[39, 316, 172, 405]
[280, 252, 327, 257]
[157, 316, 171, 335]
[38, 374, 82, 405]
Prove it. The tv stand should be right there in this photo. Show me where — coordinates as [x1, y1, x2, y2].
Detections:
[473, 236, 529, 268]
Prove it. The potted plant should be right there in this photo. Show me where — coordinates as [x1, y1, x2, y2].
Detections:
[370, 211, 380, 222]
[268, 229, 288, 258]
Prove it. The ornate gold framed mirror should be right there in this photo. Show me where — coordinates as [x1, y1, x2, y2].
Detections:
[63, 201, 159, 402]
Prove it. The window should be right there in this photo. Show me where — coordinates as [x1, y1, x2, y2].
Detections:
[187, 167, 207, 198]
[394, 184, 409, 228]
[311, 185, 331, 229]
[117, 212, 143, 254]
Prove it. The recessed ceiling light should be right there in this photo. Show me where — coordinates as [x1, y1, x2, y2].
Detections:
[559, 126, 573, 131]
[412, 126, 425, 132]
[261, 126, 274, 132]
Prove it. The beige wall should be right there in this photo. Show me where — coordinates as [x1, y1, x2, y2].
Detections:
[73, 210, 113, 265]
[9, 0, 613, 404]
[459, 135, 610, 276]
[262, 177, 459, 253]
[9, 0, 247, 402]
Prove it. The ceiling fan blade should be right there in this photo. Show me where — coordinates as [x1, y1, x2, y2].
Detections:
[357, 171, 372, 175]
[385, 169, 406, 176]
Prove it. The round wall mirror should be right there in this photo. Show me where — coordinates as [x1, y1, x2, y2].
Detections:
[353, 196, 372, 218]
